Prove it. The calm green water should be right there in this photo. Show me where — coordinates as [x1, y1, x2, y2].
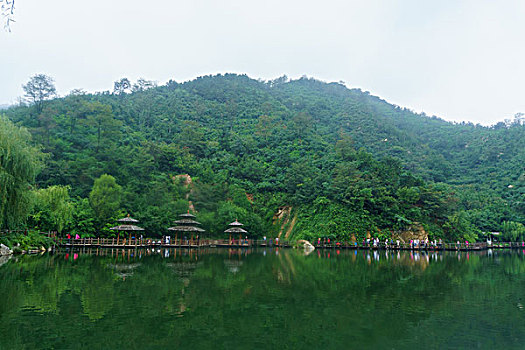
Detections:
[1, 248, 525, 349]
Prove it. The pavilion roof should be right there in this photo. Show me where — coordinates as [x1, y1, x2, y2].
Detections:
[168, 226, 205, 232]
[173, 219, 202, 225]
[117, 215, 139, 223]
[228, 220, 244, 227]
[110, 224, 144, 231]
[224, 227, 248, 233]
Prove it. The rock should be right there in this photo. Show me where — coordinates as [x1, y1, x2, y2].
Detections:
[297, 239, 315, 250]
[0, 244, 13, 256]
[393, 223, 428, 243]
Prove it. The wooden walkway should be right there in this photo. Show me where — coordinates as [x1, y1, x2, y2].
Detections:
[57, 237, 293, 249]
[55, 237, 524, 251]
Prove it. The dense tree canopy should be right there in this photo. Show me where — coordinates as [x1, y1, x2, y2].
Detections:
[3, 74, 524, 241]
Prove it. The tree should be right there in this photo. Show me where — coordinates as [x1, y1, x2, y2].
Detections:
[89, 174, 122, 231]
[29, 185, 73, 233]
[113, 78, 131, 95]
[81, 101, 121, 153]
[179, 121, 206, 157]
[291, 112, 314, 142]
[0, 115, 44, 229]
[22, 74, 57, 114]
[132, 78, 157, 92]
[37, 106, 57, 146]
[256, 115, 277, 145]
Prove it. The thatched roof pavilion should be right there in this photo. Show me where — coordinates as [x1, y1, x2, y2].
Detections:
[173, 219, 201, 225]
[224, 220, 248, 234]
[168, 226, 205, 233]
[110, 215, 144, 232]
[110, 215, 144, 243]
[168, 212, 205, 234]
[179, 213, 196, 218]
[110, 224, 144, 231]
[118, 216, 139, 223]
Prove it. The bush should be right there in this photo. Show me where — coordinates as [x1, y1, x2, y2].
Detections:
[1, 231, 55, 251]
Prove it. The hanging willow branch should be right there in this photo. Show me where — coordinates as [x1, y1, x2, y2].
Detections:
[1, 0, 15, 32]
[0, 115, 44, 229]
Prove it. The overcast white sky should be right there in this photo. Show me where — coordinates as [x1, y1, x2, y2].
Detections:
[1, 0, 524, 124]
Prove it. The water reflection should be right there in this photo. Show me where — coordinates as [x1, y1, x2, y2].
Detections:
[1, 248, 525, 349]
[0, 254, 11, 268]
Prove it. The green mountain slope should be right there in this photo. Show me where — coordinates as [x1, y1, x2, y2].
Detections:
[4, 74, 524, 241]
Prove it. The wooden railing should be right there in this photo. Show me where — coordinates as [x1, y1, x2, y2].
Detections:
[53, 237, 525, 250]
[55, 237, 294, 248]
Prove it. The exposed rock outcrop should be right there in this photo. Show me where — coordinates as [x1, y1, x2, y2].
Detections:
[297, 239, 315, 250]
[273, 206, 297, 239]
[173, 174, 196, 212]
[392, 223, 428, 243]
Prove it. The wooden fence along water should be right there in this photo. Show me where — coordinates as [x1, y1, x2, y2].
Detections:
[3, 230, 522, 251]
[53, 236, 525, 251]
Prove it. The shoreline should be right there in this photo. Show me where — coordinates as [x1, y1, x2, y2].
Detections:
[56, 237, 522, 252]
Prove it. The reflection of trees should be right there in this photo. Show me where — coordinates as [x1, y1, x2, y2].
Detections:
[0, 254, 11, 268]
[1, 250, 525, 348]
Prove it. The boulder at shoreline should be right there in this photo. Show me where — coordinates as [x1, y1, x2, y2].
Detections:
[0, 244, 13, 256]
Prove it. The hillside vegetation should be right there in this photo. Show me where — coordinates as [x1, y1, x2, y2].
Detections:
[2, 74, 524, 242]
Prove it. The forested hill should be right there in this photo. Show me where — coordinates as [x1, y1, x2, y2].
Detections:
[4, 74, 525, 241]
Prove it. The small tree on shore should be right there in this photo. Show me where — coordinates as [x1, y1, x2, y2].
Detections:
[89, 174, 122, 234]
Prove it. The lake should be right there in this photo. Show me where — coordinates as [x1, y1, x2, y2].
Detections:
[1, 248, 525, 349]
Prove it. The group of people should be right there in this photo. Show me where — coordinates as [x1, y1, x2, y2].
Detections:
[409, 238, 443, 249]
[66, 233, 80, 240]
[314, 237, 450, 249]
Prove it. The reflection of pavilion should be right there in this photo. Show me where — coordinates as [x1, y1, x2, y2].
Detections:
[108, 263, 141, 279]
[165, 261, 202, 316]
[166, 262, 199, 278]
[223, 259, 243, 273]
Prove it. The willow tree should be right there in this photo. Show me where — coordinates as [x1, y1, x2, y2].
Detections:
[29, 185, 74, 233]
[0, 115, 44, 229]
